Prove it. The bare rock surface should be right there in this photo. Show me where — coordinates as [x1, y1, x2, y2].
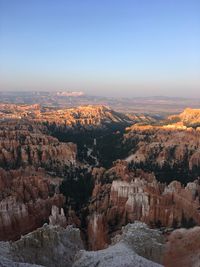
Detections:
[0, 256, 43, 267]
[0, 224, 83, 267]
[73, 222, 164, 267]
[73, 243, 162, 267]
[0, 222, 164, 267]
[164, 226, 200, 267]
[111, 222, 165, 264]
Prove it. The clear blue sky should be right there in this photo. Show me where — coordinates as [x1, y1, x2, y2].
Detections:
[0, 0, 200, 97]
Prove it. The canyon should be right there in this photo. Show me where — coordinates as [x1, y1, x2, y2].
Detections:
[0, 103, 200, 266]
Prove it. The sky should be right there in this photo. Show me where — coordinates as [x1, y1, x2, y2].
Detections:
[0, 0, 200, 97]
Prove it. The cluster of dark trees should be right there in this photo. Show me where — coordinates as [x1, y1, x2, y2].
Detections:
[59, 166, 94, 210]
[45, 122, 132, 168]
[128, 159, 200, 185]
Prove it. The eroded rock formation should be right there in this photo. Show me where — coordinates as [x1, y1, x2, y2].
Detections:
[0, 224, 84, 267]
[0, 168, 65, 240]
[0, 122, 77, 171]
[0, 104, 133, 129]
[49, 205, 67, 227]
[73, 222, 164, 267]
[0, 114, 78, 240]
[85, 161, 200, 249]
[1, 105, 200, 266]
[124, 125, 200, 181]
[168, 107, 200, 127]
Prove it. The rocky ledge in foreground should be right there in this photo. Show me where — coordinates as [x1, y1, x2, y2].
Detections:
[0, 224, 83, 267]
[73, 222, 164, 267]
[0, 222, 164, 267]
[1, 213, 199, 267]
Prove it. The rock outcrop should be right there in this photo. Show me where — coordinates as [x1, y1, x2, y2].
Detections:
[0, 223, 164, 267]
[168, 107, 200, 127]
[73, 222, 164, 267]
[0, 256, 43, 267]
[164, 226, 200, 267]
[0, 224, 84, 267]
[49, 205, 67, 227]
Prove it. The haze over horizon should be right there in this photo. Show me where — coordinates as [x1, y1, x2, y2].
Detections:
[0, 0, 200, 97]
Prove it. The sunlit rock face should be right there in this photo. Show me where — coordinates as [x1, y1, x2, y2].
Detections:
[33, 105, 133, 128]
[168, 108, 200, 127]
[126, 127, 199, 165]
[110, 179, 150, 224]
[0, 103, 133, 129]
[124, 108, 200, 175]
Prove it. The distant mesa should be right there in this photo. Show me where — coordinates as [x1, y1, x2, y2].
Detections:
[56, 91, 85, 97]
